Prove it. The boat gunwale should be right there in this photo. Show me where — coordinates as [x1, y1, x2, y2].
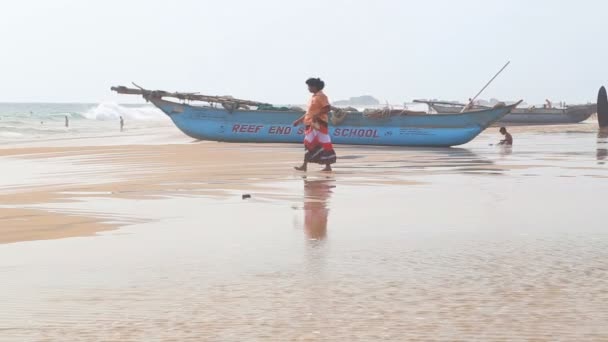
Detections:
[155, 97, 521, 120]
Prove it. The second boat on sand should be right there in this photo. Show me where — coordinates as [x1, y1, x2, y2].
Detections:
[416, 100, 596, 125]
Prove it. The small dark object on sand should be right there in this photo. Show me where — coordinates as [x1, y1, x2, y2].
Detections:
[598, 86, 608, 128]
[242, 194, 251, 200]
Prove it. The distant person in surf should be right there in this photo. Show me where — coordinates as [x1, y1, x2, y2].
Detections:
[292, 78, 337, 172]
[498, 127, 513, 146]
[120, 116, 124, 132]
[65, 115, 69, 128]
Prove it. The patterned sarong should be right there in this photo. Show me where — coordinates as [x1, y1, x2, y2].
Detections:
[303, 122, 337, 165]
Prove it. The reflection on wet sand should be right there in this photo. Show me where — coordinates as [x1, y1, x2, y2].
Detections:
[598, 130, 608, 164]
[352, 147, 490, 168]
[499, 145, 513, 157]
[341, 147, 508, 177]
[2, 124, 608, 340]
[302, 178, 335, 242]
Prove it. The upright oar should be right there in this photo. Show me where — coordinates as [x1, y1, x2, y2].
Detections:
[461, 61, 511, 113]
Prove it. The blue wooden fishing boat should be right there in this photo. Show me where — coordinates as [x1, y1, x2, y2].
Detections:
[111, 86, 519, 147]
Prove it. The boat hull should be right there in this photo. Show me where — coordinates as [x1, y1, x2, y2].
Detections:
[152, 99, 515, 147]
[431, 104, 596, 125]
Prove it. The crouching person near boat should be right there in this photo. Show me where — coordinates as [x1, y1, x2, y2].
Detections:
[498, 127, 513, 146]
[293, 78, 337, 172]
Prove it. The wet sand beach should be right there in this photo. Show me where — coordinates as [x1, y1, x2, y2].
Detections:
[1, 122, 607, 341]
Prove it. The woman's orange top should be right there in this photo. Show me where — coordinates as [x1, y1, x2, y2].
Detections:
[304, 91, 330, 126]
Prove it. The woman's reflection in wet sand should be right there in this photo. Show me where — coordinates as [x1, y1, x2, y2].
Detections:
[302, 178, 335, 242]
[298, 178, 335, 325]
[597, 129, 608, 164]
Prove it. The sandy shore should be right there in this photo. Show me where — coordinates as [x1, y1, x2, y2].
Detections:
[0, 139, 487, 244]
[0, 208, 114, 244]
[0, 122, 604, 244]
[0, 143, 301, 243]
[1, 122, 607, 340]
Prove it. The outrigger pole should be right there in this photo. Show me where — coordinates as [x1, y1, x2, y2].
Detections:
[110, 83, 270, 107]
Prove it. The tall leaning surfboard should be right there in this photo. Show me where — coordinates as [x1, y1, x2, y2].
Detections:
[598, 86, 608, 128]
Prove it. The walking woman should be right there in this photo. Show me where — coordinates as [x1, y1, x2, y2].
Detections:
[293, 78, 337, 172]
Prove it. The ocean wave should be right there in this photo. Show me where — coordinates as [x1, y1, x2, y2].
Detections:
[0, 126, 67, 135]
[47, 112, 87, 120]
[84, 102, 165, 121]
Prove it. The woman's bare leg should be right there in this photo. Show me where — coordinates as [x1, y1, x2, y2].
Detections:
[295, 156, 308, 171]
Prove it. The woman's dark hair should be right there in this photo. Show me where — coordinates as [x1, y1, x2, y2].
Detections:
[306, 77, 325, 90]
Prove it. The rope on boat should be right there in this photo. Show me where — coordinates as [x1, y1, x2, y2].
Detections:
[330, 106, 349, 125]
[330, 106, 395, 125]
[363, 108, 394, 119]
[330, 106, 427, 125]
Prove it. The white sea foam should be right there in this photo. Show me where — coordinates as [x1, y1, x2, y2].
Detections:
[0, 131, 24, 138]
[83, 102, 166, 121]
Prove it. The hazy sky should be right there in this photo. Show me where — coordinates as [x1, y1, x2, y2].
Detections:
[1, 0, 606, 104]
